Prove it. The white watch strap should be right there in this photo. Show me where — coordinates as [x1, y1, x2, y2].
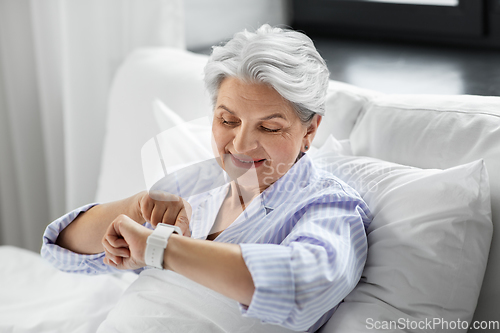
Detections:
[145, 223, 182, 269]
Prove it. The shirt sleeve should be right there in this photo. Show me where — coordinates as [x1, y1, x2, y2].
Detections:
[41, 203, 146, 275]
[239, 198, 371, 332]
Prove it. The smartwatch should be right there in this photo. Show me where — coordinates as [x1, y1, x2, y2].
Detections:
[145, 223, 182, 269]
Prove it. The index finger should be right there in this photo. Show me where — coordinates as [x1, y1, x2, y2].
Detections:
[174, 206, 191, 237]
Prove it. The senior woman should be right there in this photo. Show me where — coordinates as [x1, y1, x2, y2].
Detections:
[41, 25, 372, 332]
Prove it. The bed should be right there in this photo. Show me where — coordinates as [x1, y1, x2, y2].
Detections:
[1, 47, 499, 332]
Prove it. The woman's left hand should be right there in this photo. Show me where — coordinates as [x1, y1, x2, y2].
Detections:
[102, 213, 255, 306]
[102, 214, 152, 270]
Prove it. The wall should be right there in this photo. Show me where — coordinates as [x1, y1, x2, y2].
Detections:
[184, 0, 290, 50]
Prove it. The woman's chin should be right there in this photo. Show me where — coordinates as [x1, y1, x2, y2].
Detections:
[226, 166, 260, 186]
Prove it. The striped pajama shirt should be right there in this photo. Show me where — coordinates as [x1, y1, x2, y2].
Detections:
[42, 154, 372, 332]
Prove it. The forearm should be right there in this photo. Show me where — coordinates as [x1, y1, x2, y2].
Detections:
[56, 193, 143, 255]
[164, 235, 255, 306]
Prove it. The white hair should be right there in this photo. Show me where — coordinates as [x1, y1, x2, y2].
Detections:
[204, 24, 330, 123]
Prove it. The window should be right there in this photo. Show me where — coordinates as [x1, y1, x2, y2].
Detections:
[292, 0, 500, 48]
[361, 0, 458, 5]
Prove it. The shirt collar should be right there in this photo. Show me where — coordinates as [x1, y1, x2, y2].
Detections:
[191, 153, 315, 237]
[260, 154, 315, 212]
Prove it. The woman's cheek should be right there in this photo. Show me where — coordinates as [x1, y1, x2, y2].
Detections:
[261, 160, 274, 176]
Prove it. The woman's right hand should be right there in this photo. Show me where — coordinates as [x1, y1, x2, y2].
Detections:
[133, 190, 192, 237]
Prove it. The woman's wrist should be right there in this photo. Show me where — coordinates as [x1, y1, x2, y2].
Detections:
[162, 233, 181, 270]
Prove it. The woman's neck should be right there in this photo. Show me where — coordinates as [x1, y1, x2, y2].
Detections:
[229, 180, 261, 211]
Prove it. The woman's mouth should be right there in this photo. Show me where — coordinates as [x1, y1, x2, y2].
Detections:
[230, 154, 266, 169]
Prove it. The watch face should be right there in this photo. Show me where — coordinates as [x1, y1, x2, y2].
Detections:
[157, 223, 182, 235]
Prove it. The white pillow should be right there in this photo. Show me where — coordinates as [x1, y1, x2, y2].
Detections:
[349, 94, 500, 324]
[152, 99, 213, 156]
[313, 81, 378, 148]
[313, 135, 492, 333]
[141, 100, 214, 191]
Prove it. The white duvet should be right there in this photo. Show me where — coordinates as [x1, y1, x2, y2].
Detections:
[0, 246, 298, 333]
[0, 246, 137, 332]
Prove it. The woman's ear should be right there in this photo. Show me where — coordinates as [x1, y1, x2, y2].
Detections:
[302, 114, 322, 152]
[305, 114, 322, 140]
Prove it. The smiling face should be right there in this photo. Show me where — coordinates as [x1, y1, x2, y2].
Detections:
[211, 77, 320, 192]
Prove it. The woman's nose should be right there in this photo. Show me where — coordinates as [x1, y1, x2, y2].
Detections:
[233, 124, 258, 154]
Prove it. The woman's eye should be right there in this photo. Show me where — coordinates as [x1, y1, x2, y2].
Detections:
[221, 118, 238, 126]
[261, 126, 280, 133]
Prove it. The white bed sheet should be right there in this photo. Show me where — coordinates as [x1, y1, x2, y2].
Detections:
[0, 246, 137, 333]
[98, 269, 298, 333]
[0, 246, 299, 333]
